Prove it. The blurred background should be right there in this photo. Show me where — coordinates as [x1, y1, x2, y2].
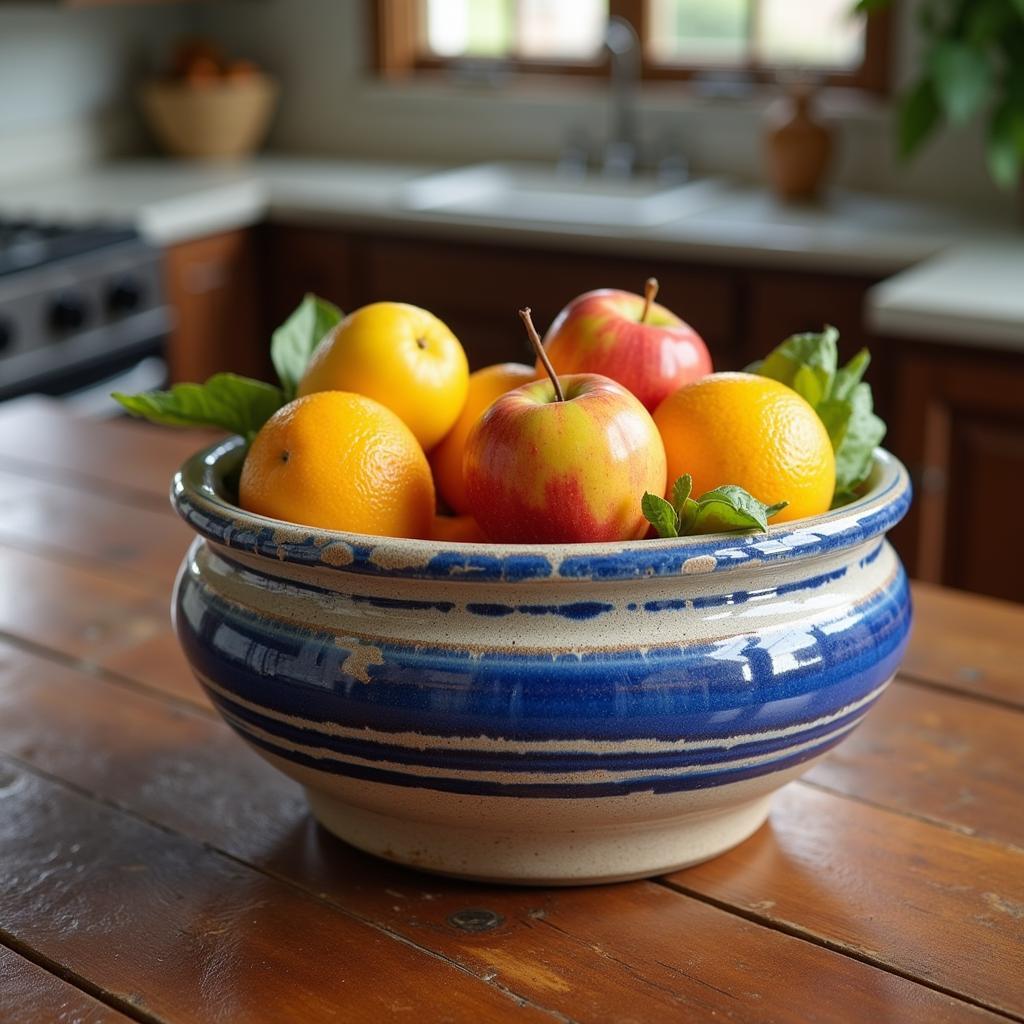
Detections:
[0, 0, 1021, 601]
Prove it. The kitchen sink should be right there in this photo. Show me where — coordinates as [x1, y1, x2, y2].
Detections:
[401, 162, 727, 229]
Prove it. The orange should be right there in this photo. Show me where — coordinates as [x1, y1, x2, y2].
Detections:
[239, 391, 434, 538]
[298, 301, 469, 451]
[430, 362, 535, 514]
[429, 514, 487, 544]
[653, 372, 835, 523]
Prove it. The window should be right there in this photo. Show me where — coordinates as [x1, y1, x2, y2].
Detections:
[375, 0, 890, 92]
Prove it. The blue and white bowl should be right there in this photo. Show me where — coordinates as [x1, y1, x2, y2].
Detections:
[172, 438, 912, 885]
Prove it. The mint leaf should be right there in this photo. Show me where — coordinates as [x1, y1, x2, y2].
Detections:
[757, 326, 838, 405]
[671, 474, 693, 513]
[113, 373, 283, 442]
[644, 476, 788, 538]
[271, 293, 344, 399]
[690, 484, 785, 534]
[642, 492, 679, 538]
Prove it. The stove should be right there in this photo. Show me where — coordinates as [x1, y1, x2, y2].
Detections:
[0, 218, 172, 409]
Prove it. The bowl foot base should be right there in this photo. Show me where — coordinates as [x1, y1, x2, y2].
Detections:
[305, 789, 773, 886]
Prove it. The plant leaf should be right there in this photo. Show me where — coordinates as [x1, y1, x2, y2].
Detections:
[756, 326, 839, 404]
[677, 496, 699, 535]
[823, 383, 887, 497]
[928, 41, 993, 125]
[852, 0, 890, 11]
[642, 492, 679, 538]
[271, 293, 344, 399]
[690, 485, 772, 534]
[671, 473, 693, 513]
[899, 78, 942, 159]
[113, 373, 284, 442]
[987, 101, 1024, 189]
[831, 348, 871, 402]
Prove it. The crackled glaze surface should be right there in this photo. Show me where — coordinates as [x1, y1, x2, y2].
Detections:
[171, 439, 912, 883]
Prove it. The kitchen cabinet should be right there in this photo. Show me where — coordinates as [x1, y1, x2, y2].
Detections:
[888, 344, 1024, 603]
[164, 228, 268, 383]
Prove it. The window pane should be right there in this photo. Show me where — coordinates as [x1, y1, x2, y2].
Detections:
[647, 0, 750, 65]
[757, 0, 864, 68]
[517, 0, 608, 59]
[425, 0, 514, 58]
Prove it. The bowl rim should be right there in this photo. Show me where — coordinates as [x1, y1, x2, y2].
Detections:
[171, 437, 911, 583]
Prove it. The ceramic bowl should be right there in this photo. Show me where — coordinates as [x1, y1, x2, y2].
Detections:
[171, 438, 912, 885]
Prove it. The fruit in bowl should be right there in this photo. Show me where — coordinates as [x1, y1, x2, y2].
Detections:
[116, 292, 906, 885]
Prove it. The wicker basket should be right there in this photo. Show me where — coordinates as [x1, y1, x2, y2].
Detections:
[141, 75, 278, 160]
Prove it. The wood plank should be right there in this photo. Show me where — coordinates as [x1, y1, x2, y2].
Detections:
[806, 680, 1024, 848]
[905, 582, 1024, 708]
[666, 785, 1024, 1020]
[98, 628, 210, 709]
[0, 546, 165, 665]
[0, 399, 214, 508]
[0, 944, 135, 1024]
[0, 763, 559, 1024]
[0, 467, 191, 595]
[0, 645, 1008, 1024]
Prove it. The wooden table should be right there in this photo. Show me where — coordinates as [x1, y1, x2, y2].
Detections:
[1, 399, 1022, 1024]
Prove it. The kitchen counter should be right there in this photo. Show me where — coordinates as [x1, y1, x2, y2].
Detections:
[0, 156, 1020, 348]
[1, 399, 1023, 1023]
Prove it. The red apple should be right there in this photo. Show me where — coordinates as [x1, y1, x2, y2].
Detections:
[542, 278, 712, 412]
[464, 310, 666, 544]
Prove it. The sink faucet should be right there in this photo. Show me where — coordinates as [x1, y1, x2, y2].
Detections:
[603, 15, 641, 177]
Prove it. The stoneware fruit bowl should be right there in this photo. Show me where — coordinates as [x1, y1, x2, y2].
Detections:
[172, 437, 912, 886]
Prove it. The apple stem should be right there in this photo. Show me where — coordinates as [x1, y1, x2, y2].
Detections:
[641, 277, 659, 323]
[520, 307, 564, 402]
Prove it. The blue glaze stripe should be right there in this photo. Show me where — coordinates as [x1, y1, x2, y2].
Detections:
[228, 714, 864, 797]
[198, 669, 889, 768]
[172, 437, 912, 582]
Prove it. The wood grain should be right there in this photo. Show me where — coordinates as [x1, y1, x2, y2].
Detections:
[0, 764, 559, 1024]
[0, 644, 1008, 1024]
[666, 785, 1024, 1019]
[903, 582, 1024, 708]
[0, 944, 134, 1024]
[0, 467, 191, 595]
[0, 547, 165, 667]
[807, 679, 1024, 848]
[0, 399, 212, 508]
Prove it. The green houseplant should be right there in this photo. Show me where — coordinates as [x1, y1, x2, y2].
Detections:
[859, 0, 1024, 187]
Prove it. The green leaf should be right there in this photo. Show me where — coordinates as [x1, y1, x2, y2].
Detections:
[928, 41, 993, 124]
[831, 348, 871, 402]
[642, 492, 679, 538]
[852, 0, 890, 11]
[671, 474, 693, 513]
[677, 496, 699, 535]
[899, 78, 942, 159]
[691, 485, 779, 534]
[987, 101, 1024, 189]
[1012, 0, 1024, 19]
[823, 382, 887, 497]
[756, 326, 839, 404]
[271, 293, 344, 400]
[112, 373, 284, 442]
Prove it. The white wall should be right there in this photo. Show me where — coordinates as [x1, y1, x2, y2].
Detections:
[197, 0, 1010, 215]
[0, 0, 1010, 216]
[0, 2, 192, 180]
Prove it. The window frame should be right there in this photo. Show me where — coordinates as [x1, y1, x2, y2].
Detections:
[374, 0, 892, 94]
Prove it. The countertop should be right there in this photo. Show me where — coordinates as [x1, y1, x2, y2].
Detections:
[1, 398, 1023, 1023]
[0, 156, 1021, 349]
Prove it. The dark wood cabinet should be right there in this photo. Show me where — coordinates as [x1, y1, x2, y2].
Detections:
[360, 236, 741, 370]
[164, 229, 268, 383]
[888, 345, 1024, 603]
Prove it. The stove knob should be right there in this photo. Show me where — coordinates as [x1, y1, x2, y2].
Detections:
[107, 277, 144, 315]
[49, 293, 88, 333]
